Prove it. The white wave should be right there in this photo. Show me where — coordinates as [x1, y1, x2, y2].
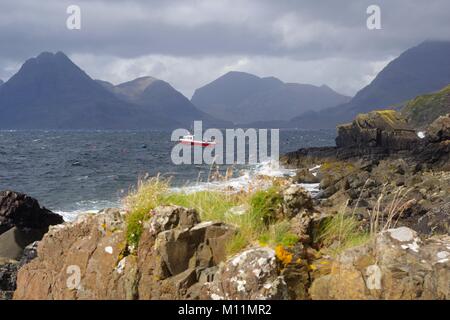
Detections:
[54, 199, 119, 222]
[171, 160, 297, 194]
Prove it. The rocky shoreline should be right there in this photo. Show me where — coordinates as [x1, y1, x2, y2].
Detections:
[1, 111, 449, 300]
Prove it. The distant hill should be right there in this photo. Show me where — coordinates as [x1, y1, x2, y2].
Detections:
[287, 41, 450, 129]
[0, 52, 225, 129]
[191, 71, 350, 124]
[0, 79, 3, 86]
[401, 84, 450, 128]
[98, 77, 227, 127]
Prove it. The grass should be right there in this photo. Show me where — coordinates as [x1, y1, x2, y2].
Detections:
[123, 175, 170, 248]
[317, 185, 416, 256]
[317, 203, 370, 256]
[249, 186, 283, 225]
[401, 84, 450, 127]
[123, 174, 416, 259]
[368, 185, 414, 235]
[123, 176, 293, 255]
[259, 220, 299, 247]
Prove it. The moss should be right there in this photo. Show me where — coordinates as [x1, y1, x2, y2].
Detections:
[376, 110, 400, 126]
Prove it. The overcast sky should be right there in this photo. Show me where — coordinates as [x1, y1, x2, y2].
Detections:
[1, 0, 449, 97]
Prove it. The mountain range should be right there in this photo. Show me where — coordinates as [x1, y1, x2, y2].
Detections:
[191, 71, 350, 124]
[280, 41, 450, 129]
[0, 52, 226, 129]
[96, 76, 224, 127]
[0, 40, 449, 130]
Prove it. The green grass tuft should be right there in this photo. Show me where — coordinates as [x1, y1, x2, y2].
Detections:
[123, 176, 294, 256]
[249, 186, 283, 226]
[317, 208, 370, 256]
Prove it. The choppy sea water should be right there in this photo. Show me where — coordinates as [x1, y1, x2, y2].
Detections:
[0, 130, 335, 220]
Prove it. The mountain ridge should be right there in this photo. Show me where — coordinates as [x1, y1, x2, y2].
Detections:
[285, 40, 450, 129]
[0, 52, 226, 129]
[191, 71, 350, 124]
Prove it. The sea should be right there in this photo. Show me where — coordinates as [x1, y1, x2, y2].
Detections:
[0, 129, 335, 220]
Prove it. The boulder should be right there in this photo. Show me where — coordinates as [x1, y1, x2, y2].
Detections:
[427, 114, 450, 143]
[14, 206, 236, 300]
[399, 201, 450, 237]
[310, 227, 450, 299]
[201, 247, 289, 300]
[138, 206, 236, 299]
[14, 210, 131, 300]
[293, 168, 319, 184]
[0, 190, 63, 234]
[282, 185, 313, 219]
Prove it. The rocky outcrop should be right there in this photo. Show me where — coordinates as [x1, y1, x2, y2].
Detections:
[293, 168, 319, 184]
[0, 191, 63, 299]
[335, 110, 419, 158]
[0, 190, 63, 234]
[282, 185, 313, 219]
[201, 247, 289, 300]
[427, 114, 450, 143]
[137, 206, 236, 299]
[14, 206, 236, 300]
[310, 227, 450, 300]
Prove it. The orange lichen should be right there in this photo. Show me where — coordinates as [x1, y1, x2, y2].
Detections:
[275, 245, 293, 266]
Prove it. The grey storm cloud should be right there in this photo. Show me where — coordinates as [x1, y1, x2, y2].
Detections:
[1, 0, 450, 97]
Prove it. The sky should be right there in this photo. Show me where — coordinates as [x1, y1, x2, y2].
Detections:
[0, 0, 449, 98]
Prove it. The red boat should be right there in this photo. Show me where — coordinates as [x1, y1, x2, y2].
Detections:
[179, 134, 216, 147]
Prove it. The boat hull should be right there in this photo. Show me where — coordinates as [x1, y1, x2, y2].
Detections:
[180, 140, 216, 147]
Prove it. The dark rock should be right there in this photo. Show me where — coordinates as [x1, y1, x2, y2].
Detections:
[335, 111, 419, 156]
[426, 114, 450, 143]
[0, 258, 18, 297]
[0, 227, 46, 260]
[400, 202, 450, 236]
[281, 147, 337, 168]
[0, 190, 64, 235]
[293, 168, 319, 184]
[0, 242, 38, 300]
